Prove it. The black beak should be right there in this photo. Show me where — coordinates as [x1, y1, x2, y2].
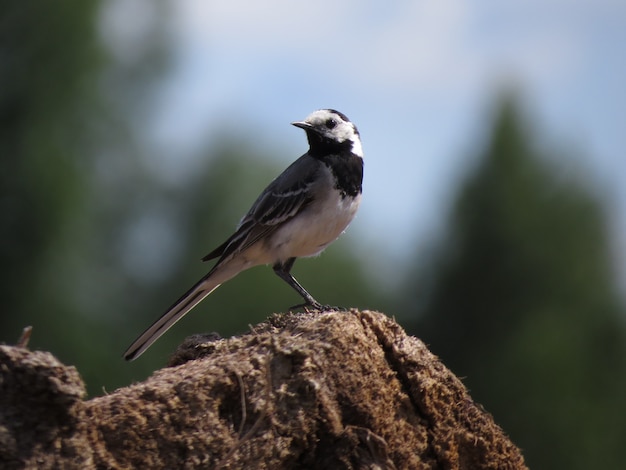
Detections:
[291, 121, 312, 130]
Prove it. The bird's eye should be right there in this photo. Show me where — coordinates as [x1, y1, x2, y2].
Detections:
[325, 119, 337, 129]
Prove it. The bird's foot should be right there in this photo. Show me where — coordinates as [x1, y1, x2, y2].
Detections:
[288, 302, 343, 313]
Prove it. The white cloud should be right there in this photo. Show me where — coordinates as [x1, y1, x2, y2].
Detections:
[99, 0, 161, 65]
[174, 0, 354, 50]
[171, 0, 592, 97]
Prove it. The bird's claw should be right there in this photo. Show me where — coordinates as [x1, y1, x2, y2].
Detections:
[288, 302, 343, 312]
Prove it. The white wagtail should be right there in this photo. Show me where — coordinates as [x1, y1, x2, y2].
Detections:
[124, 109, 364, 360]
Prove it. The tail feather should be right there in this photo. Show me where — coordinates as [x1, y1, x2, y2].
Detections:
[123, 275, 222, 361]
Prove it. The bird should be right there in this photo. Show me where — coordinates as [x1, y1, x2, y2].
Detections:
[123, 109, 364, 361]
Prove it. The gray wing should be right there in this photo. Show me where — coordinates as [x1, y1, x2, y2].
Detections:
[202, 154, 321, 263]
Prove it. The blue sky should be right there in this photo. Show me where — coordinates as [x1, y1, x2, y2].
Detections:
[101, 0, 626, 289]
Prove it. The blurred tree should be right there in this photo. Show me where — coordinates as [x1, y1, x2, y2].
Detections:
[0, 1, 103, 351]
[0, 0, 171, 393]
[402, 97, 626, 468]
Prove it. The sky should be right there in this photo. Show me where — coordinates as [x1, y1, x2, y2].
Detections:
[101, 0, 626, 288]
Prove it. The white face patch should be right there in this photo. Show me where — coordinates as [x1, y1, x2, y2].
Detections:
[301, 109, 363, 158]
[349, 135, 363, 158]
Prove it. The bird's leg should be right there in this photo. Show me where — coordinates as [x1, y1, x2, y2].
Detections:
[273, 258, 325, 311]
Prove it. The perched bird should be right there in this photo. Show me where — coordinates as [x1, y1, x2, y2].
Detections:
[124, 109, 364, 361]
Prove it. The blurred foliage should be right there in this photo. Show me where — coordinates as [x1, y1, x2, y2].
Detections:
[0, 0, 104, 379]
[0, 0, 173, 394]
[401, 97, 626, 469]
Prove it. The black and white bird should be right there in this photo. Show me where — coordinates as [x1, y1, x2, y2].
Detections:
[124, 109, 364, 361]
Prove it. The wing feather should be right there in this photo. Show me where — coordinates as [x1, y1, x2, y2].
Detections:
[202, 154, 320, 264]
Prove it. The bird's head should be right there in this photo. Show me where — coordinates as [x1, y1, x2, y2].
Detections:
[292, 109, 363, 158]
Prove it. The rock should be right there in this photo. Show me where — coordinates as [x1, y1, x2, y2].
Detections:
[0, 310, 527, 469]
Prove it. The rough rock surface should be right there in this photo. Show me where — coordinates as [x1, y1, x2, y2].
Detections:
[0, 310, 527, 469]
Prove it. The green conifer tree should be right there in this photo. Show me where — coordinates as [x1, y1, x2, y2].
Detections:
[0, 0, 103, 342]
[403, 97, 626, 468]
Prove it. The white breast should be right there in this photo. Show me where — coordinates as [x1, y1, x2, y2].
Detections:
[268, 165, 361, 263]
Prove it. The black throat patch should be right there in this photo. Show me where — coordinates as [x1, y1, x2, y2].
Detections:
[320, 152, 363, 198]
